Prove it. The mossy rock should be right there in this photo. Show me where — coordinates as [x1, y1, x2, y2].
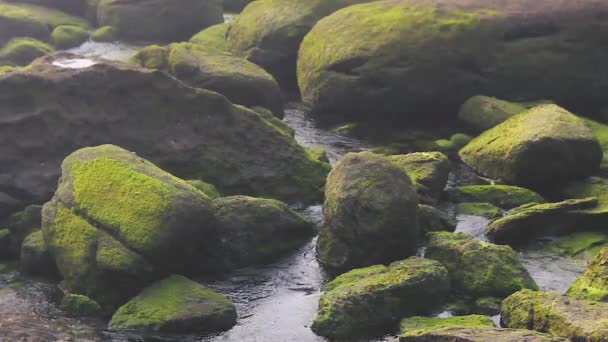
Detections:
[312, 257, 450, 339]
[186, 179, 222, 199]
[473, 297, 502, 316]
[211, 195, 314, 270]
[97, 0, 223, 42]
[20, 230, 58, 278]
[544, 232, 608, 259]
[189, 23, 230, 52]
[51, 25, 88, 49]
[109, 274, 237, 334]
[90, 26, 116, 42]
[568, 246, 608, 302]
[458, 95, 527, 133]
[447, 185, 545, 210]
[460, 105, 602, 189]
[5, 205, 41, 257]
[132, 42, 285, 118]
[435, 134, 473, 157]
[390, 152, 450, 204]
[561, 176, 608, 214]
[485, 198, 601, 246]
[0, 37, 54, 66]
[13, 0, 88, 16]
[400, 325, 565, 341]
[306, 147, 329, 163]
[60, 293, 103, 317]
[318, 152, 419, 274]
[501, 289, 608, 340]
[226, 0, 376, 88]
[298, 0, 608, 123]
[426, 232, 538, 298]
[417, 204, 456, 235]
[456, 202, 501, 218]
[0, 65, 17, 75]
[400, 315, 494, 337]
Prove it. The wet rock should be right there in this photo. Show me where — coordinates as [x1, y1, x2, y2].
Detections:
[42, 145, 216, 308]
[447, 185, 544, 210]
[426, 232, 537, 298]
[298, 0, 608, 123]
[312, 257, 449, 339]
[51, 25, 88, 49]
[400, 326, 565, 342]
[132, 42, 284, 117]
[60, 293, 103, 317]
[226, 0, 375, 87]
[501, 289, 608, 341]
[20, 230, 58, 278]
[318, 152, 419, 274]
[5, 205, 42, 258]
[458, 95, 527, 133]
[460, 105, 602, 189]
[97, 0, 223, 42]
[0, 38, 54, 66]
[390, 152, 450, 204]
[109, 274, 237, 334]
[0, 52, 329, 205]
[212, 195, 314, 270]
[485, 198, 600, 245]
[190, 23, 230, 52]
[456, 202, 501, 219]
[417, 205, 456, 235]
[0, 192, 23, 221]
[568, 246, 608, 302]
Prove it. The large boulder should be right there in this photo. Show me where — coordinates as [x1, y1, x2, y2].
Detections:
[298, 0, 608, 123]
[312, 257, 450, 339]
[190, 23, 231, 52]
[132, 42, 284, 117]
[211, 195, 314, 270]
[501, 289, 608, 341]
[226, 0, 375, 87]
[109, 274, 237, 334]
[0, 53, 329, 205]
[97, 0, 223, 42]
[317, 151, 419, 274]
[568, 246, 608, 302]
[42, 145, 217, 308]
[459, 105, 602, 189]
[389, 152, 450, 204]
[425, 232, 537, 298]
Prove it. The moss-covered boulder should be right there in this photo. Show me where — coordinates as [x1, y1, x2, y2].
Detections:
[211, 195, 314, 270]
[97, 0, 223, 42]
[60, 293, 103, 317]
[226, 0, 375, 87]
[312, 257, 450, 339]
[298, 0, 608, 123]
[460, 105, 602, 189]
[456, 202, 501, 218]
[417, 204, 456, 235]
[501, 289, 608, 340]
[390, 152, 450, 204]
[109, 274, 237, 334]
[0, 38, 54, 66]
[51, 25, 88, 49]
[132, 42, 284, 117]
[90, 26, 116, 42]
[0, 52, 329, 205]
[485, 198, 600, 245]
[544, 232, 608, 259]
[318, 152, 419, 274]
[42, 144, 218, 308]
[561, 176, 608, 215]
[20, 230, 58, 278]
[447, 185, 544, 210]
[426, 232, 537, 298]
[400, 315, 495, 338]
[0, 65, 16, 76]
[190, 23, 230, 52]
[0, 1, 88, 46]
[400, 326, 565, 342]
[458, 95, 527, 133]
[568, 246, 608, 302]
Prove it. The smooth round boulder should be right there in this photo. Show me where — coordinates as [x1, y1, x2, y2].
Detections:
[459, 105, 602, 189]
[318, 151, 419, 274]
[298, 0, 608, 123]
[51, 25, 89, 49]
[97, 0, 223, 42]
[0, 38, 54, 66]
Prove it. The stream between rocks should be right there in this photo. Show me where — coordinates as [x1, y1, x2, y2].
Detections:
[0, 42, 590, 342]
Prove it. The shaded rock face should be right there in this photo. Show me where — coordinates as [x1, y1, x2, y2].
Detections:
[312, 258, 450, 339]
[459, 105, 602, 189]
[97, 0, 223, 42]
[425, 232, 538, 298]
[501, 289, 608, 341]
[298, 0, 608, 123]
[20, 230, 58, 278]
[458, 95, 527, 133]
[226, 0, 375, 88]
[0, 53, 328, 205]
[317, 152, 419, 274]
[568, 246, 608, 302]
[109, 275, 237, 334]
[6, 0, 86, 15]
[131, 42, 285, 118]
[417, 204, 456, 235]
[389, 152, 450, 204]
[42, 145, 217, 309]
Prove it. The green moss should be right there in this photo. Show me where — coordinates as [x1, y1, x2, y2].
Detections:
[129, 44, 168, 69]
[568, 246, 608, 301]
[60, 293, 103, 317]
[544, 232, 608, 258]
[458, 95, 527, 132]
[417, 204, 456, 234]
[456, 202, 501, 218]
[400, 315, 494, 335]
[0, 37, 54, 66]
[186, 179, 222, 199]
[447, 185, 544, 209]
[389, 152, 450, 201]
[324, 264, 387, 291]
[52, 25, 89, 49]
[189, 23, 230, 52]
[0, 65, 16, 75]
[0, 2, 89, 30]
[91, 26, 117, 42]
[307, 147, 329, 163]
